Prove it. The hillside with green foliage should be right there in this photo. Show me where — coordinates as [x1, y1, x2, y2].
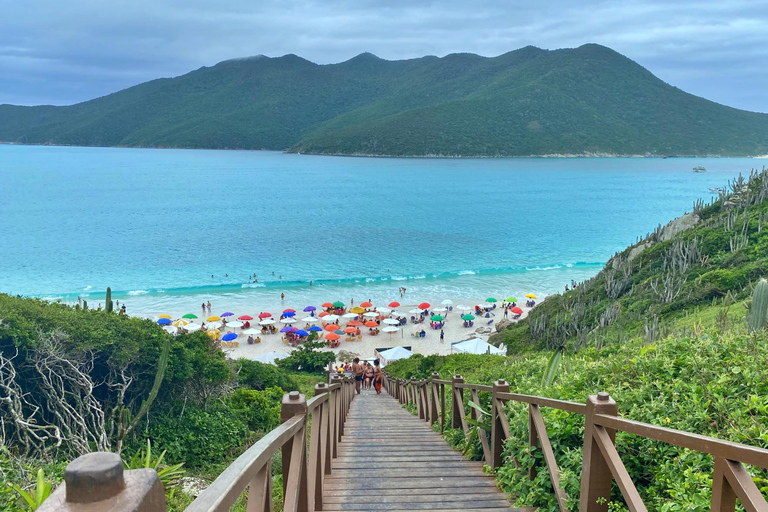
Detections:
[384, 167, 768, 510]
[2, 44, 768, 156]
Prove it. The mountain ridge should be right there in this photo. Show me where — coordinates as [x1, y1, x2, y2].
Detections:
[2, 44, 768, 157]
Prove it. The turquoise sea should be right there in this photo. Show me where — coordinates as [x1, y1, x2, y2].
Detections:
[0, 145, 760, 316]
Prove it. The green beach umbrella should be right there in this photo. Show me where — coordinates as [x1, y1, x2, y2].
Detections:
[485, 297, 497, 303]
[182, 313, 198, 319]
[461, 314, 475, 321]
[505, 297, 518, 303]
[333, 301, 345, 308]
[431, 314, 444, 322]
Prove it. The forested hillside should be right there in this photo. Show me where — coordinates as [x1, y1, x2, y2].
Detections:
[2, 44, 768, 156]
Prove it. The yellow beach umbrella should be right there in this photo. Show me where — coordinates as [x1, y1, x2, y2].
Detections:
[158, 313, 172, 319]
[173, 319, 188, 327]
[349, 306, 365, 314]
[525, 294, 537, 299]
[207, 315, 221, 322]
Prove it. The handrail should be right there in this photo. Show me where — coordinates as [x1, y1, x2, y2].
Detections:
[381, 372, 768, 512]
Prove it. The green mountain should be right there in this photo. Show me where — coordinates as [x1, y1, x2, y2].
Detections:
[2, 44, 768, 156]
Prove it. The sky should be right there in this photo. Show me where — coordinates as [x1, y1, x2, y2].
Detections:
[2, 0, 767, 112]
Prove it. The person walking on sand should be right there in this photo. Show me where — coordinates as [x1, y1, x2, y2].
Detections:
[352, 357, 363, 394]
[440, 329, 444, 343]
[373, 359, 383, 395]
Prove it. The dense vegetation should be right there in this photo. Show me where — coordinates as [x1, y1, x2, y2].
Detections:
[2, 44, 768, 156]
[0, 295, 325, 511]
[386, 168, 768, 510]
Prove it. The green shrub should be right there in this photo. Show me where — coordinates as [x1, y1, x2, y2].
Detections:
[235, 360, 298, 392]
[227, 387, 283, 432]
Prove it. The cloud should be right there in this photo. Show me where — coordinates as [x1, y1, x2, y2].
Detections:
[1, 0, 767, 111]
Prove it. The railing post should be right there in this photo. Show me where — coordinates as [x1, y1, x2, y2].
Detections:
[579, 392, 618, 512]
[418, 379, 427, 420]
[451, 375, 464, 429]
[491, 379, 510, 470]
[399, 379, 406, 404]
[312, 383, 330, 511]
[409, 377, 418, 408]
[39, 452, 166, 512]
[330, 375, 342, 456]
[528, 404, 538, 481]
[281, 391, 309, 512]
[315, 382, 332, 477]
[429, 373, 440, 426]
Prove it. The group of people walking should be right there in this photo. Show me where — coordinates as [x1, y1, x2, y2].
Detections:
[352, 357, 383, 394]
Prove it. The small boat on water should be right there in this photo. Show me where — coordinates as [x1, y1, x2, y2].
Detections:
[693, 166, 706, 173]
[710, 187, 725, 193]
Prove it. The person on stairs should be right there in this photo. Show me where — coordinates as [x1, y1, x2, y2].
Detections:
[364, 362, 374, 390]
[373, 359, 383, 395]
[353, 358, 363, 394]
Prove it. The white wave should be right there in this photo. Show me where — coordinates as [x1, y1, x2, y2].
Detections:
[128, 290, 149, 296]
[83, 285, 93, 291]
[525, 265, 563, 271]
[391, 276, 407, 281]
[458, 270, 476, 275]
[241, 283, 266, 288]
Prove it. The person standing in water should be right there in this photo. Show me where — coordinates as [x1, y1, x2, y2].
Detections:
[281, 293, 285, 301]
[373, 359, 383, 395]
[352, 357, 363, 394]
[207, 301, 212, 313]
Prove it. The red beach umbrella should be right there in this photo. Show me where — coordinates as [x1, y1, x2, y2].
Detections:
[258, 312, 272, 319]
[325, 324, 340, 331]
[326, 332, 340, 341]
[283, 309, 296, 313]
[238, 315, 253, 320]
[418, 302, 431, 310]
[322, 302, 333, 308]
[364, 321, 379, 328]
[510, 306, 523, 314]
[319, 311, 329, 317]
[360, 301, 373, 308]
[388, 301, 400, 308]
[343, 327, 357, 334]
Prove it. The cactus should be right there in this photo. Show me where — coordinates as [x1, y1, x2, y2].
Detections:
[83, 300, 88, 311]
[747, 279, 768, 333]
[106, 287, 113, 313]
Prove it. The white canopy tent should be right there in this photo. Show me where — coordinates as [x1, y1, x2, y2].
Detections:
[451, 338, 504, 355]
[253, 351, 290, 365]
[376, 346, 414, 366]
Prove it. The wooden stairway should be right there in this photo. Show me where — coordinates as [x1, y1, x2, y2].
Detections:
[321, 388, 533, 512]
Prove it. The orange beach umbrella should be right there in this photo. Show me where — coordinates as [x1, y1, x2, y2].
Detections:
[324, 324, 340, 331]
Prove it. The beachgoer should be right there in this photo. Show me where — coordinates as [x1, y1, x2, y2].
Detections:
[364, 363, 374, 389]
[207, 301, 212, 313]
[353, 358, 363, 394]
[351, 298, 354, 306]
[373, 359, 383, 394]
[310, 281, 313, 286]
[281, 293, 285, 301]
[121, 304, 127, 314]
[97, 303, 102, 311]
[279, 275, 282, 280]
[440, 329, 444, 343]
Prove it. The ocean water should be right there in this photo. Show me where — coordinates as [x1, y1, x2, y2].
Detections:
[0, 145, 759, 316]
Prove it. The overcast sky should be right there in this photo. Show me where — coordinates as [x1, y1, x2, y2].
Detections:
[2, 0, 767, 112]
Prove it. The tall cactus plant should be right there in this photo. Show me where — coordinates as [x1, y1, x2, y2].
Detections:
[82, 300, 88, 311]
[106, 287, 113, 313]
[748, 279, 768, 333]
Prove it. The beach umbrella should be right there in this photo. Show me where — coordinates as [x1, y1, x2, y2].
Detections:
[342, 312, 358, 319]
[324, 314, 340, 322]
[456, 305, 471, 311]
[207, 315, 221, 322]
[173, 319, 188, 327]
[321, 302, 333, 308]
[182, 313, 198, 319]
[157, 318, 171, 325]
[525, 294, 537, 299]
[280, 326, 297, 333]
[318, 311, 329, 317]
[388, 301, 400, 308]
[295, 329, 309, 337]
[383, 318, 400, 325]
[301, 316, 319, 323]
[461, 314, 476, 321]
[281, 318, 297, 324]
[408, 308, 424, 315]
[360, 301, 373, 308]
[418, 302, 431, 310]
[486, 297, 497, 303]
[363, 312, 379, 318]
[283, 308, 296, 313]
[324, 324, 340, 331]
[333, 329, 345, 335]
[379, 345, 411, 361]
[452, 338, 504, 355]
[259, 319, 276, 326]
[163, 325, 178, 334]
[326, 333, 341, 342]
[308, 325, 323, 332]
[158, 314, 172, 319]
[222, 333, 238, 342]
[238, 315, 253, 320]
[227, 321, 244, 328]
[254, 351, 290, 365]
[433, 307, 447, 313]
[221, 312, 234, 317]
[243, 328, 260, 335]
[332, 301, 345, 308]
[184, 323, 202, 332]
[258, 312, 272, 319]
[364, 321, 379, 328]
[303, 306, 316, 312]
[206, 329, 219, 339]
[441, 299, 453, 305]
[349, 307, 365, 314]
[343, 327, 357, 334]
[431, 315, 444, 322]
[282, 311, 296, 317]
[207, 321, 222, 329]
[511, 306, 523, 314]
[382, 326, 399, 334]
[390, 310, 404, 317]
[377, 307, 392, 314]
[505, 297, 518, 303]
[347, 320, 363, 327]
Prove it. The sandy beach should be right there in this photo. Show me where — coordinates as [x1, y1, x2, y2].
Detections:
[154, 298, 534, 363]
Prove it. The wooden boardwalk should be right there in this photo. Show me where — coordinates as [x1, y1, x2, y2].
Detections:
[322, 389, 532, 512]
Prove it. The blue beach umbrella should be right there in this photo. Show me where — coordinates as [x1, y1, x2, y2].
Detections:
[222, 333, 238, 341]
[282, 311, 296, 317]
[295, 329, 309, 337]
[303, 306, 316, 312]
[221, 312, 234, 317]
[308, 325, 323, 332]
[280, 326, 297, 333]
[334, 329, 344, 335]
[157, 318, 171, 325]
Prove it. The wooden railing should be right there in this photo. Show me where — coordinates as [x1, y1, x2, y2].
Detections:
[383, 372, 768, 512]
[39, 374, 356, 512]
